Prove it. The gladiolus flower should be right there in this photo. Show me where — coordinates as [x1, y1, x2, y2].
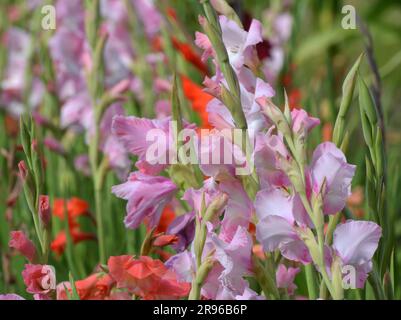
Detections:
[57, 273, 116, 300]
[0, 294, 25, 300]
[22, 264, 56, 296]
[112, 172, 177, 229]
[181, 75, 213, 129]
[171, 37, 208, 75]
[310, 142, 356, 215]
[276, 264, 300, 295]
[332, 220, 382, 288]
[53, 197, 90, 220]
[39, 195, 51, 227]
[108, 255, 190, 300]
[9, 231, 36, 262]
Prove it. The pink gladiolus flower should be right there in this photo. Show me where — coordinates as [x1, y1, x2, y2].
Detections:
[9, 231, 36, 262]
[196, 16, 262, 71]
[22, 264, 56, 296]
[0, 294, 25, 300]
[332, 220, 382, 288]
[112, 172, 177, 229]
[310, 142, 356, 215]
[276, 264, 300, 295]
[291, 108, 320, 136]
[255, 188, 312, 264]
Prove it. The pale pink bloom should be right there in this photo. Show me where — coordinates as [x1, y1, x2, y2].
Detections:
[112, 172, 177, 229]
[0, 294, 25, 300]
[112, 116, 171, 175]
[310, 142, 356, 215]
[100, 104, 130, 179]
[60, 92, 93, 131]
[183, 178, 223, 216]
[195, 129, 247, 180]
[74, 155, 91, 176]
[207, 77, 274, 138]
[22, 264, 56, 296]
[255, 188, 311, 264]
[291, 108, 320, 136]
[203, 227, 255, 300]
[276, 264, 300, 295]
[113, 115, 195, 175]
[196, 16, 262, 71]
[155, 100, 171, 118]
[165, 251, 196, 283]
[254, 129, 291, 189]
[332, 220, 382, 288]
[44, 137, 66, 156]
[219, 180, 253, 242]
[132, 0, 162, 38]
[9, 231, 36, 262]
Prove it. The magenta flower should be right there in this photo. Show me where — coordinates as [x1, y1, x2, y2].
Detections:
[310, 142, 356, 215]
[9, 231, 37, 263]
[111, 172, 177, 229]
[22, 264, 56, 296]
[276, 264, 300, 295]
[255, 188, 312, 264]
[332, 220, 382, 288]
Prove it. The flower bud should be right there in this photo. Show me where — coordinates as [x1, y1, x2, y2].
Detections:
[9, 231, 36, 262]
[39, 195, 51, 228]
[18, 160, 28, 181]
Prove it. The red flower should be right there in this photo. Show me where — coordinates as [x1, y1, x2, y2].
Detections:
[171, 37, 208, 75]
[108, 255, 190, 300]
[50, 228, 96, 256]
[51, 197, 95, 256]
[151, 204, 176, 234]
[53, 197, 89, 220]
[181, 75, 213, 129]
[57, 273, 116, 300]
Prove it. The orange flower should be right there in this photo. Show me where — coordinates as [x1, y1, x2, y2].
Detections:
[154, 204, 176, 234]
[57, 273, 116, 300]
[108, 255, 190, 300]
[53, 197, 89, 220]
[181, 75, 213, 129]
[51, 197, 95, 256]
[171, 37, 208, 75]
[50, 228, 96, 256]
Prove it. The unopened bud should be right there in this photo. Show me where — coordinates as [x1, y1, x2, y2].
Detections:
[204, 193, 229, 222]
[18, 160, 28, 181]
[39, 195, 51, 227]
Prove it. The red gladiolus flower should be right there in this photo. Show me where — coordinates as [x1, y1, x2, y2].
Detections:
[108, 255, 190, 300]
[150, 204, 176, 234]
[171, 37, 208, 75]
[50, 227, 96, 256]
[57, 273, 115, 300]
[181, 75, 213, 129]
[53, 197, 90, 220]
[51, 197, 95, 256]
